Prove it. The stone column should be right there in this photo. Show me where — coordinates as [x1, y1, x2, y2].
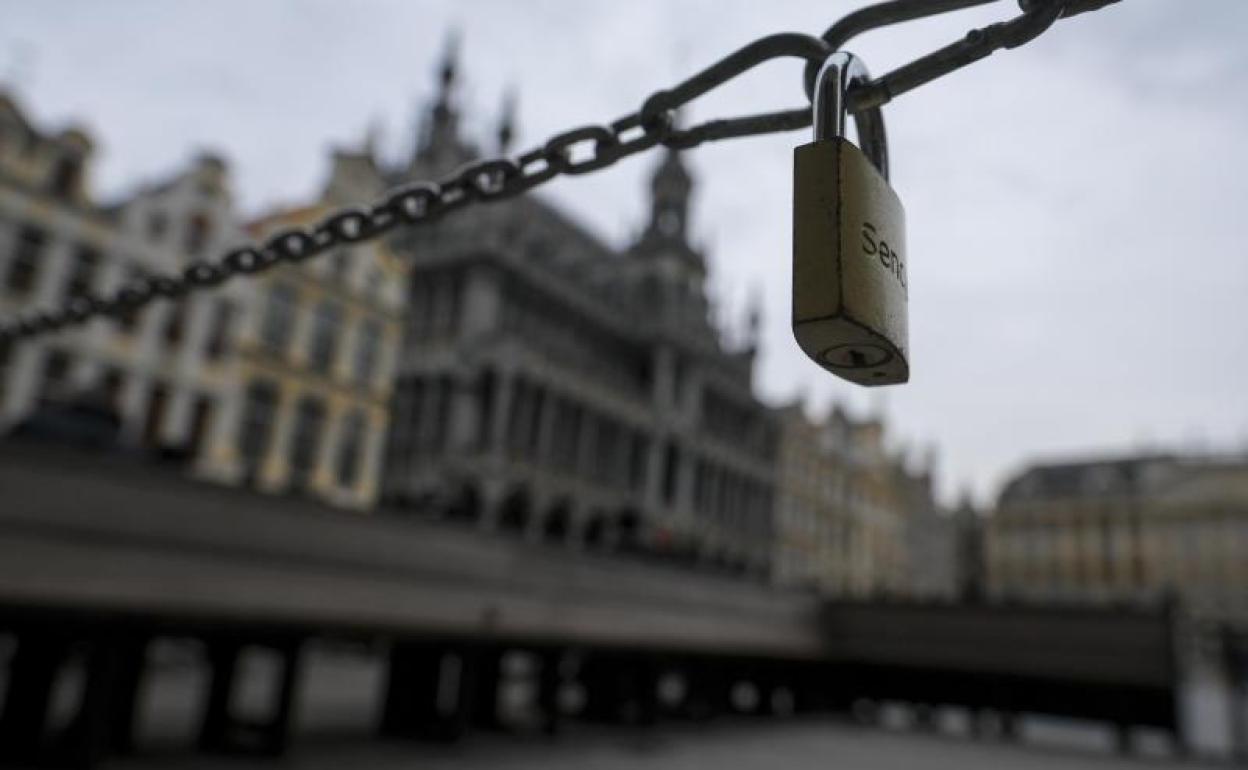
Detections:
[357, 408, 388, 507]
[260, 385, 298, 493]
[161, 296, 214, 445]
[195, 378, 245, 484]
[312, 400, 345, 497]
[3, 339, 45, 423]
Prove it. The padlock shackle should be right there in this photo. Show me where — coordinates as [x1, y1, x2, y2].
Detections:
[812, 51, 889, 181]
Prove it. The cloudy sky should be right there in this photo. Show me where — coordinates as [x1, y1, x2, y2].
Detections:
[4, 1, 1246, 502]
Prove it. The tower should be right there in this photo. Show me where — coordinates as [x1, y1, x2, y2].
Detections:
[628, 149, 709, 335]
[642, 147, 695, 250]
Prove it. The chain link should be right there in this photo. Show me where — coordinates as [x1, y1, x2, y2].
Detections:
[0, 0, 1117, 344]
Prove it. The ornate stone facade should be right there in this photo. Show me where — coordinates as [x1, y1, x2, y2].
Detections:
[371, 49, 778, 572]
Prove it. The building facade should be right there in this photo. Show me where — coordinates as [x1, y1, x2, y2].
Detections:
[193, 199, 405, 509]
[369, 51, 778, 573]
[986, 453, 1248, 627]
[0, 89, 404, 510]
[772, 402, 943, 596]
[0, 90, 254, 458]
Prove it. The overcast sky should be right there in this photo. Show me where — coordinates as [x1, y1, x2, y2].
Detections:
[4, 1, 1246, 503]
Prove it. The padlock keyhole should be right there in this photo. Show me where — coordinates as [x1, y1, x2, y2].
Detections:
[820, 343, 891, 370]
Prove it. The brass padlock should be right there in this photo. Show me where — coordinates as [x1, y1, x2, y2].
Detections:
[792, 51, 908, 386]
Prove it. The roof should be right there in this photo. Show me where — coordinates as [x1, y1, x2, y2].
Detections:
[997, 452, 1248, 507]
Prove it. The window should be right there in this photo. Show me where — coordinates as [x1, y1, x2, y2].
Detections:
[63, 246, 100, 300]
[353, 318, 381, 385]
[629, 434, 648, 492]
[260, 283, 298, 355]
[0, 336, 11, 407]
[184, 212, 212, 256]
[308, 301, 342, 374]
[288, 396, 326, 492]
[100, 368, 124, 413]
[40, 350, 72, 402]
[392, 378, 426, 460]
[142, 383, 168, 446]
[186, 395, 213, 458]
[162, 302, 187, 346]
[335, 410, 367, 488]
[204, 299, 233, 360]
[662, 442, 679, 504]
[7, 225, 45, 294]
[146, 211, 168, 242]
[238, 380, 278, 482]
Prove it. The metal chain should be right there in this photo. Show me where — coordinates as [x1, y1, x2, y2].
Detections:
[0, 0, 1117, 344]
[803, 0, 1119, 109]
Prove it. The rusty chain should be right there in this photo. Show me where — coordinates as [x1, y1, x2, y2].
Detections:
[0, 0, 1116, 343]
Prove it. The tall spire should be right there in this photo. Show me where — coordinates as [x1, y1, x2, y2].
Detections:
[428, 30, 460, 141]
[410, 29, 474, 176]
[497, 86, 517, 154]
[435, 30, 459, 111]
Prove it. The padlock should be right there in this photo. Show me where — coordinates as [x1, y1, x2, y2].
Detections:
[792, 51, 908, 386]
